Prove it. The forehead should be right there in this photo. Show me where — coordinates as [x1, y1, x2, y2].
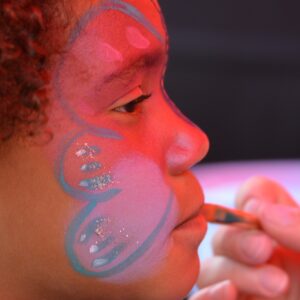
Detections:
[70, 0, 167, 51]
[64, 0, 168, 84]
[54, 0, 168, 118]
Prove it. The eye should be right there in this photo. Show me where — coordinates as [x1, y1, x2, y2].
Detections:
[112, 86, 151, 113]
[113, 94, 151, 113]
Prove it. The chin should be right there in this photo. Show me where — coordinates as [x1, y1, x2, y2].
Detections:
[171, 242, 200, 296]
[137, 239, 201, 300]
[77, 237, 201, 300]
[136, 219, 206, 300]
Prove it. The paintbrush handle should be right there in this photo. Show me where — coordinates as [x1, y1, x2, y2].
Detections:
[202, 203, 261, 230]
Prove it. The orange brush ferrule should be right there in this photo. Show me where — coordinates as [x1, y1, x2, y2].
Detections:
[202, 203, 261, 230]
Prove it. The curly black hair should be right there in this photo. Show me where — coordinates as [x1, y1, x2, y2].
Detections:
[0, 0, 68, 142]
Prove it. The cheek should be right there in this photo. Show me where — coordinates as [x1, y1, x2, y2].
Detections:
[57, 132, 178, 282]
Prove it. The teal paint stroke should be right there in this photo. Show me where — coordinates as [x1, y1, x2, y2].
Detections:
[65, 191, 174, 277]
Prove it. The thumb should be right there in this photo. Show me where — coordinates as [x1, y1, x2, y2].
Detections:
[236, 176, 297, 209]
[189, 280, 237, 300]
[244, 199, 300, 251]
[235, 176, 300, 251]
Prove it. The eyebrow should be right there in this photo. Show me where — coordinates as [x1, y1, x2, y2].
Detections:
[101, 47, 166, 86]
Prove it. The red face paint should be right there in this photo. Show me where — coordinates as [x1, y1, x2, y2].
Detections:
[126, 26, 150, 49]
[45, 0, 208, 288]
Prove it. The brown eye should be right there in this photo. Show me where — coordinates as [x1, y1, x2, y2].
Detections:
[113, 94, 151, 113]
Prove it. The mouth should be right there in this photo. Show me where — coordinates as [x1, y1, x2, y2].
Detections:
[174, 204, 204, 230]
[173, 210, 207, 249]
[174, 176, 206, 229]
[172, 177, 207, 246]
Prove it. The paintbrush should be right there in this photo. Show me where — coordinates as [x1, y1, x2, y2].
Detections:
[202, 203, 261, 230]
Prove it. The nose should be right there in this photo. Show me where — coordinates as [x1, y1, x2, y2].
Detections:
[166, 103, 210, 175]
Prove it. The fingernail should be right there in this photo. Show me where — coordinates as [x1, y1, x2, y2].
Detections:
[263, 204, 300, 226]
[259, 267, 289, 296]
[244, 198, 263, 214]
[241, 234, 271, 263]
[208, 280, 233, 300]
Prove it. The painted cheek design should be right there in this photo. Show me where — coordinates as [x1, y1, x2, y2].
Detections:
[126, 26, 150, 49]
[97, 42, 123, 62]
[54, 0, 163, 129]
[81, 162, 102, 172]
[53, 0, 175, 281]
[58, 131, 175, 280]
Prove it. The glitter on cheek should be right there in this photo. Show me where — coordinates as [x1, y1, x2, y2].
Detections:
[75, 143, 100, 158]
[72, 141, 114, 191]
[92, 244, 125, 269]
[78, 217, 112, 244]
[116, 225, 140, 248]
[89, 244, 100, 254]
[88, 237, 114, 255]
[80, 162, 102, 172]
[77, 216, 115, 259]
[126, 26, 150, 49]
[119, 226, 130, 239]
[61, 140, 177, 279]
[94, 217, 111, 239]
[79, 173, 113, 191]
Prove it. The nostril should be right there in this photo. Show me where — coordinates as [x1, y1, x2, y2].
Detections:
[166, 149, 200, 175]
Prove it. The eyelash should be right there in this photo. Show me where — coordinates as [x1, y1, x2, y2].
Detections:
[113, 94, 152, 113]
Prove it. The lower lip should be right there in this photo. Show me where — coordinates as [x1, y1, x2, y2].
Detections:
[173, 214, 207, 247]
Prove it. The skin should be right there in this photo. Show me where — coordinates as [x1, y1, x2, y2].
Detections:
[192, 177, 300, 300]
[0, 1, 209, 300]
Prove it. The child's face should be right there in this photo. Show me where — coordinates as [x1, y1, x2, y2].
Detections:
[11, 0, 209, 299]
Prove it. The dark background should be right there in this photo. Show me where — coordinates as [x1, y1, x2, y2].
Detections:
[160, 1, 300, 162]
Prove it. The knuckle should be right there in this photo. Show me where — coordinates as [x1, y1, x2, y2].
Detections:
[239, 232, 274, 264]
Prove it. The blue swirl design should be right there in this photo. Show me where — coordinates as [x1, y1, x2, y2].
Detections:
[58, 131, 120, 202]
[55, 0, 173, 278]
[69, 0, 163, 44]
[58, 130, 173, 277]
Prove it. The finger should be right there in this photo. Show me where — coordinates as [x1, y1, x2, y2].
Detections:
[235, 176, 300, 251]
[213, 226, 274, 265]
[245, 200, 300, 251]
[198, 257, 289, 298]
[235, 176, 297, 209]
[189, 280, 237, 300]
